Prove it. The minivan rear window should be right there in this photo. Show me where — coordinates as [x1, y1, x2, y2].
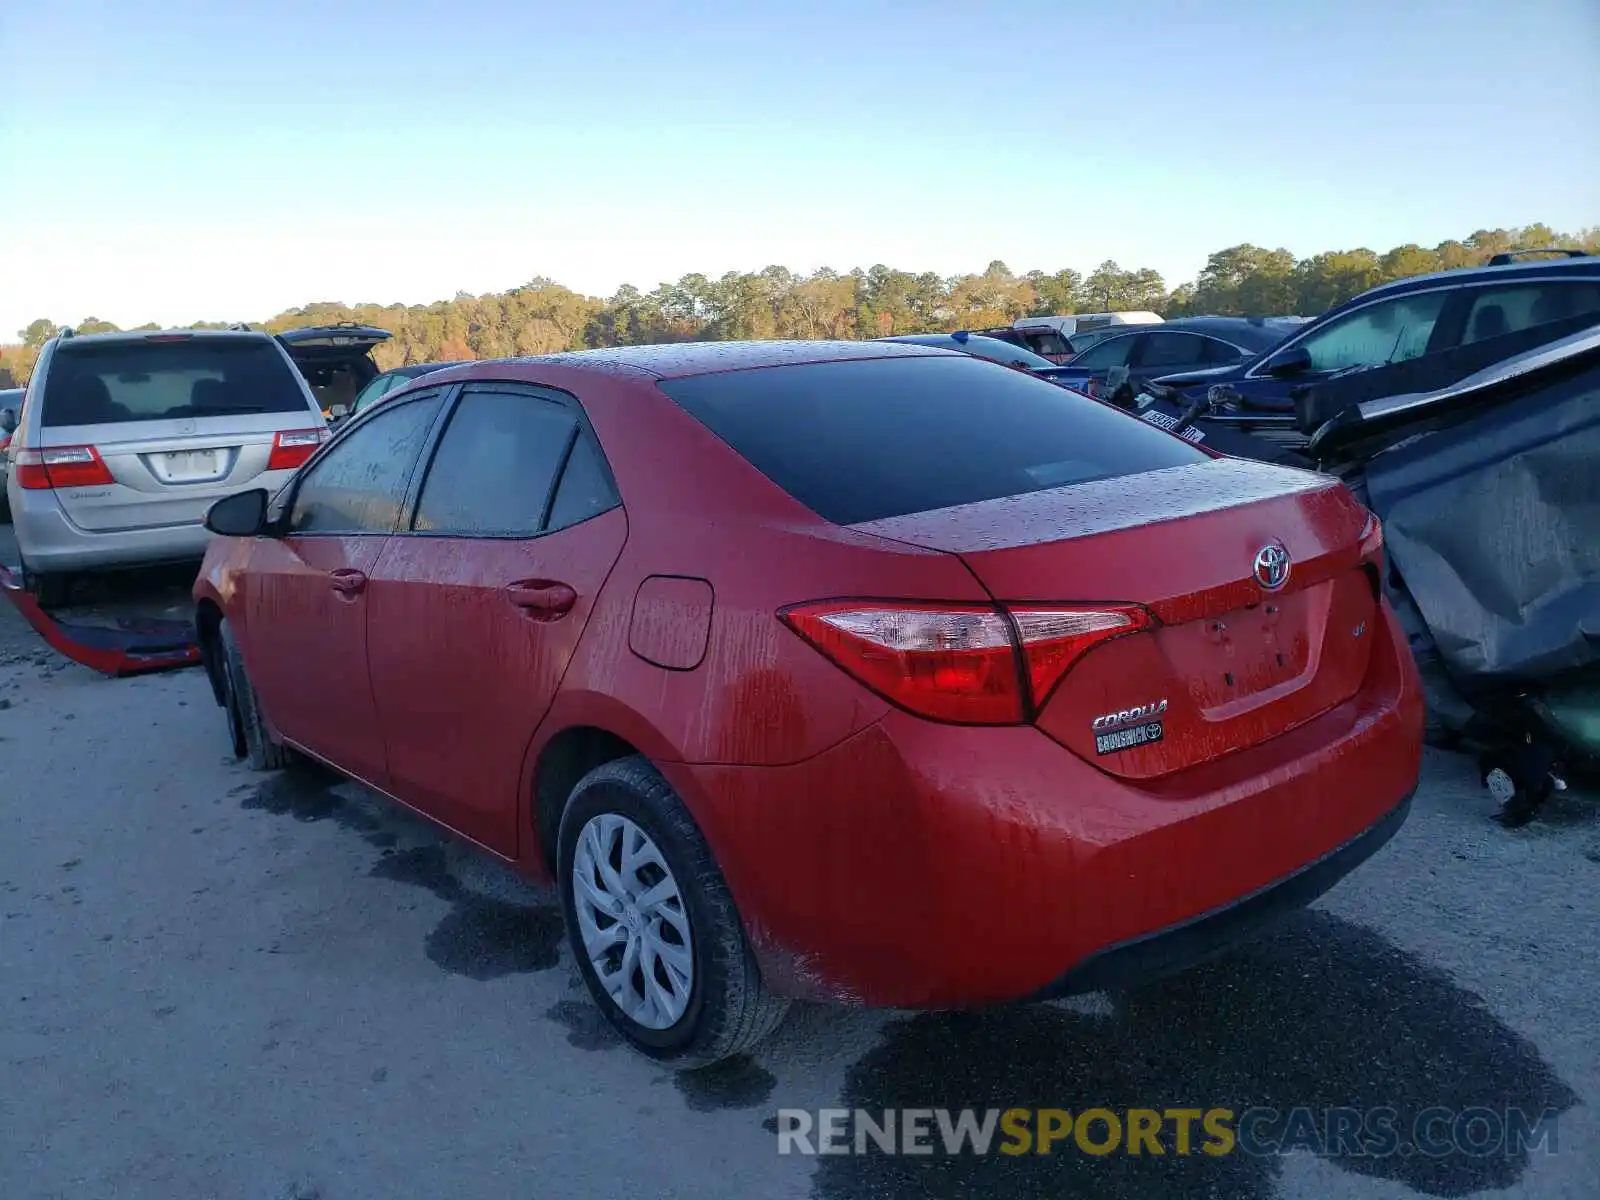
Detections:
[657, 354, 1208, 525]
[42, 337, 312, 427]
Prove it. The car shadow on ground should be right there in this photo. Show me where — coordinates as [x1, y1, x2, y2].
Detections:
[239, 759, 1580, 1200]
[801, 908, 1578, 1200]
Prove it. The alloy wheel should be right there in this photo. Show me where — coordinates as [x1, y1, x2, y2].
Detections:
[571, 812, 694, 1030]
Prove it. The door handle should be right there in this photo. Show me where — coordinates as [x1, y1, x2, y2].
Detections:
[329, 568, 368, 596]
[505, 580, 577, 618]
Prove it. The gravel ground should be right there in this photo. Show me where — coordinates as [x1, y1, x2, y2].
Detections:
[2, 525, 1597, 1200]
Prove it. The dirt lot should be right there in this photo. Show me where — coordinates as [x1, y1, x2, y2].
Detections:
[2, 525, 1598, 1200]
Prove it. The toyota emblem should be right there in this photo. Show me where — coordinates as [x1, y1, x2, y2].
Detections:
[1253, 542, 1291, 591]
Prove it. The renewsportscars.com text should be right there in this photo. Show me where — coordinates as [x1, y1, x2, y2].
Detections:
[774, 1106, 1561, 1158]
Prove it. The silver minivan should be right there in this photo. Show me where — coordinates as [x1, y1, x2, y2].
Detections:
[3, 328, 330, 605]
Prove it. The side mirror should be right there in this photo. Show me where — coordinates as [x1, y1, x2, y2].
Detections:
[0, 408, 16, 434]
[204, 488, 271, 537]
[1263, 345, 1313, 377]
[329, 404, 349, 419]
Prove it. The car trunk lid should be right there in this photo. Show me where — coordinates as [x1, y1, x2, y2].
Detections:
[852, 457, 1380, 778]
[277, 324, 392, 417]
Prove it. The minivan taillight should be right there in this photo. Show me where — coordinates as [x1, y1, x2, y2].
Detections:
[14, 445, 116, 490]
[267, 428, 328, 471]
[780, 600, 1151, 725]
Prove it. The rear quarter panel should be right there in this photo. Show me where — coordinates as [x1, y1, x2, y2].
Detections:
[532, 367, 991, 766]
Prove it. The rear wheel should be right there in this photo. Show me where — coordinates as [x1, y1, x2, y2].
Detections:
[22, 565, 70, 608]
[219, 619, 289, 771]
[557, 755, 789, 1069]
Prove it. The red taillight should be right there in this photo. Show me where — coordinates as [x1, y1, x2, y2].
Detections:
[14, 445, 116, 489]
[267, 428, 328, 471]
[780, 600, 1151, 725]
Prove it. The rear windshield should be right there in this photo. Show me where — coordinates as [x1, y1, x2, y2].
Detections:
[42, 337, 311, 427]
[657, 355, 1208, 525]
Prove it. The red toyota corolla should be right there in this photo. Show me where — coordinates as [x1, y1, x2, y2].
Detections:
[192, 340, 1424, 1067]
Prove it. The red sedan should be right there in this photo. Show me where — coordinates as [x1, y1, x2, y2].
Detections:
[192, 340, 1424, 1067]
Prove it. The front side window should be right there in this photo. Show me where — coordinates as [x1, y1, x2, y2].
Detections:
[1297, 292, 1449, 373]
[288, 392, 442, 534]
[1069, 334, 1137, 371]
[412, 390, 579, 537]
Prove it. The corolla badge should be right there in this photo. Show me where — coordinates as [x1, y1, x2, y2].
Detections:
[1253, 541, 1291, 591]
[1091, 699, 1168, 733]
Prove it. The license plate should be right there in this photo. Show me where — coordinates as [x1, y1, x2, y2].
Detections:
[163, 450, 220, 480]
[1095, 721, 1165, 756]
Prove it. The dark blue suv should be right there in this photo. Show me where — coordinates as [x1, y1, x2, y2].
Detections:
[1149, 251, 1600, 411]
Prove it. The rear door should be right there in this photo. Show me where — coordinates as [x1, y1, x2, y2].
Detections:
[364, 381, 627, 856]
[242, 388, 447, 783]
[36, 334, 324, 532]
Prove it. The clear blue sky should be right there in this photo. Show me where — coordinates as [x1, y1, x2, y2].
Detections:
[2, 0, 1596, 337]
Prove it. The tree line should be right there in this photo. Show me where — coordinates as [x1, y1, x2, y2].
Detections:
[4, 223, 1594, 385]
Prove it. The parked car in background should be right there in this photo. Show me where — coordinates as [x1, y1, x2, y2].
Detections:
[195, 339, 1422, 1069]
[876, 332, 1085, 387]
[342, 361, 469, 423]
[5, 328, 330, 606]
[276, 323, 394, 421]
[876, 332, 1060, 371]
[1048, 317, 1304, 399]
[1011, 312, 1165, 362]
[0, 387, 23, 522]
[1152, 252, 1600, 411]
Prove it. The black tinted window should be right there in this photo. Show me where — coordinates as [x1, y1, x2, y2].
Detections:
[1203, 338, 1246, 364]
[658, 355, 1206, 525]
[1137, 332, 1208, 369]
[289, 393, 441, 534]
[547, 432, 617, 531]
[1068, 335, 1136, 370]
[43, 336, 311, 427]
[413, 390, 578, 536]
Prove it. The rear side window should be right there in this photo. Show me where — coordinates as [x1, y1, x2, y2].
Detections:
[1135, 332, 1207, 369]
[657, 355, 1207, 525]
[546, 432, 618, 531]
[42, 337, 311, 427]
[1204, 338, 1246, 364]
[1459, 280, 1600, 344]
[413, 390, 578, 537]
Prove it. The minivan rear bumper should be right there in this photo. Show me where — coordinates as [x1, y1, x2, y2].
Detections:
[10, 488, 212, 572]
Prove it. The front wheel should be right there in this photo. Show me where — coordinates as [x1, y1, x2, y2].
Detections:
[557, 756, 789, 1068]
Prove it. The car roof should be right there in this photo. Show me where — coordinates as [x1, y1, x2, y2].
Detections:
[391, 360, 468, 376]
[51, 327, 273, 346]
[1154, 316, 1302, 348]
[424, 339, 955, 385]
[1341, 254, 1600, 307]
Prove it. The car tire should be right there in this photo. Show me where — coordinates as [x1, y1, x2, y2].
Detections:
[219, 618, 289, 771]
[23, 566, 70, 609]
[557, 755, 789, 1069]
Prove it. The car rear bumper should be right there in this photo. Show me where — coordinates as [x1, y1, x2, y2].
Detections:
[9, 488, 213, 572]
[1026, 786, 1413, 1000]
[670, 599, 1425, 1009]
